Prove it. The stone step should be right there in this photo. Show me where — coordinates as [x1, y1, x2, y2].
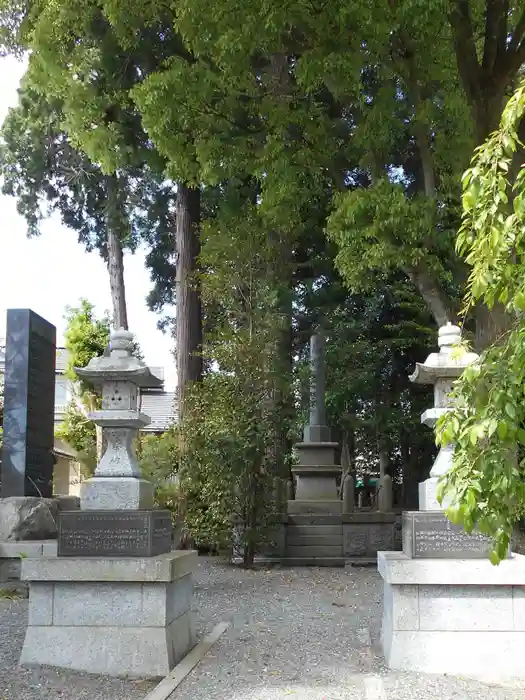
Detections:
[286, 545, 343, 558]
[287, 534, 343, 547]
[287, 524, 342, 537]
[280, 557, 345, 567]
[287, 501, 342, 516]
[287, 515, 342, 526]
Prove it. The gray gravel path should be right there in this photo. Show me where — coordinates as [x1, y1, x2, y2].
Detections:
[0, 596, 156, 700]
[173, 557, 525, 700]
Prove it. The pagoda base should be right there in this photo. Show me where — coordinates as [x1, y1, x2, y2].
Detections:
[378, 551, 525, 680]
[292, 466, 341, 501]
[20, 551, 197, 678]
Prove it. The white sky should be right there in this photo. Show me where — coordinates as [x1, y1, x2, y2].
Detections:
[0, 56, 176, 389]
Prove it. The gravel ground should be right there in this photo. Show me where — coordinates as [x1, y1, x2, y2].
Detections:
[0, 596, 156, 700]
[173, 557, 525, 700]
[2, 558, 525, 700]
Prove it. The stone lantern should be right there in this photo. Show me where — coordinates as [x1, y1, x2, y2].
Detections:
[409, 322, 478, 510]
[19, 329, 197, 678]
[75, 328, 163, 511]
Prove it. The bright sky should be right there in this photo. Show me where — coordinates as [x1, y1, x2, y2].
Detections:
[0, 56, 176, 389]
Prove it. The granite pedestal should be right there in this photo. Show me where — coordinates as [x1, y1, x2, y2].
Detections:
[379, 551, 525, 680]
[20, 550, 196, 678]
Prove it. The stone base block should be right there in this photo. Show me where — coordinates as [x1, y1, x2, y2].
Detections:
[419, 478, 449, 511]
[80, 477, 154, 510]
[379, 551, 525, 680]
[343, 514, 397, 558]
[20, 551, 197, 678]
[292, 468, 341, 501]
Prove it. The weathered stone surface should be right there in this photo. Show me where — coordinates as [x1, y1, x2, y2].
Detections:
[0, 497, 58, 541]
[1, 309, 56, 498]
[58, 509, 172, 557]
[343, 521, 396, 558]
[342, 475, 355, 514]
[80, 476, 154, 510]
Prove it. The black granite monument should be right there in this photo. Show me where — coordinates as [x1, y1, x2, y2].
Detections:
[1, 309, 56, 498]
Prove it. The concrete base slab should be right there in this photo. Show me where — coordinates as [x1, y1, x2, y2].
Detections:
[20, 551, 197, 678]
[379, 551, 525, 679]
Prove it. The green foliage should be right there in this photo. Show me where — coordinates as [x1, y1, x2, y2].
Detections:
[179, 196, 292, 564]
[139, 431, 181, 517]
[437, 78, 525, 563]
[63, 299, 110, 391]
[55, 406, 97, 477]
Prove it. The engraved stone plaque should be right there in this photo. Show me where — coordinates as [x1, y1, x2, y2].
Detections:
[402, 511, 507, 559]
[57, 510, 173, 557]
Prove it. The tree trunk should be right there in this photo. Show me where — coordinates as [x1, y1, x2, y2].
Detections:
[402, 261, 455, 327]
[105, 175, 128, 330]
[175, 183, 203, 419]
[107, 226, 128, 330]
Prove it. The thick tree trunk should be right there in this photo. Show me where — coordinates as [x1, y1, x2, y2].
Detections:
[175, 184, 203, 419]
[105, 175, 128, 331]
[402, 261, 454, 327]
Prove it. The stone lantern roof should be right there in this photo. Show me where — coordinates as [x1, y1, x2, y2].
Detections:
[75, 329, 163, 389]
[409, 323, 479, 385]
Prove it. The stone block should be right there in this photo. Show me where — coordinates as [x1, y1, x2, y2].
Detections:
[21, 550, 197, 583]
[42, 540, 58, 556]
[0, 497, 58, 541]
[419, 478, 441, 511]
[378, 551, 525, 585]
[20, 612, 195, 678]
[287, 500, 342, 515]
[302, 425, 332, 443]
[379, 550, 525, 680]
[0, 558, 21, 582]
[294, 443, 340, 467]
[80, 476, 154, 510]
[418, 585, 513, 631]
[20, 551, 197, 678]
[343, 526, 367, 557]
[286, 545, 343, 558]
[383, 629, 525, 679]
[0, 541, 44, 558]
[383, 582, 419, 631]
[27, 583, 54, 626]
[343, 521, 396, 558]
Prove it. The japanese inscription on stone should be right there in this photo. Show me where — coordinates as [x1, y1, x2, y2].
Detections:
[58, 511, 172, 557]
[402, 511, 497, 559]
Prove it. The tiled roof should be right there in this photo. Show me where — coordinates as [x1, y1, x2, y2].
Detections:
[56, 348, 69, 373]
[140, 392, 178, 432]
